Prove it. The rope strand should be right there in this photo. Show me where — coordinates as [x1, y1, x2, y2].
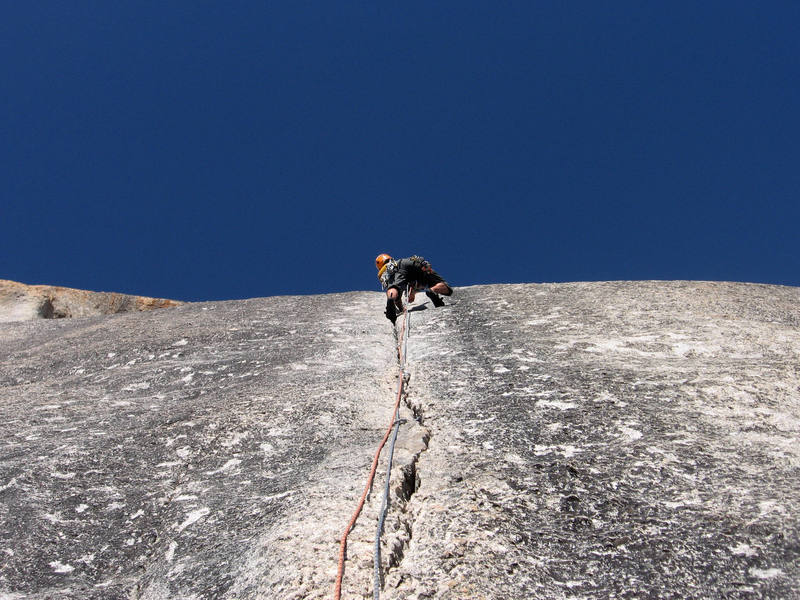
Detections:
[373, 403, 403, 597]
[333, 292, 411, 600]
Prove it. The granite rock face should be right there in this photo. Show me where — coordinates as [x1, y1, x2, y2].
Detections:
[393, 282, 800, 600]
[0, 280, 182, 323]
[0, 281, 798, 599]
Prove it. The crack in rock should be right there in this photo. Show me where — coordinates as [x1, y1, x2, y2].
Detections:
[359, 312, 433, 596]
[373, 373, 431, 594]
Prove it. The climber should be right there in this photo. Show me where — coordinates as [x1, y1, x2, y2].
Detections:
[375, 254, 453, 324]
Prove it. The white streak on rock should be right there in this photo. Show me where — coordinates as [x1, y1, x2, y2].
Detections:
[618, 426, 643, 442]
[174, 495, 198, 502]
[537, 399, 577, 410]
[205, 459, 241, 475]
[731, 543, 757, 557]
[261, 490, 294, 502]
[49, 561, 75, 574]
[166, 541, 178, 562]
[177, 508, 210, 533]
[504, 453, 525, 464]
[758, 500, 781, 516]
[123, 382, 150, 391]
[749, 567, 782, 579]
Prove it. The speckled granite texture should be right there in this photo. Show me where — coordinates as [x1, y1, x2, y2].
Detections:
[0, 282, 798, 599]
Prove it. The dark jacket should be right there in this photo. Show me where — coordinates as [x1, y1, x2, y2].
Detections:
[381, 256, 447, 292]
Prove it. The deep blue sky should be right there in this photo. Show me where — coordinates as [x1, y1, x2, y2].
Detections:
[2, 3, 798, 301]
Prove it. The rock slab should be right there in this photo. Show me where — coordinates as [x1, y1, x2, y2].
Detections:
[392, 281, 800, 600]
[0, 281, 798, 599]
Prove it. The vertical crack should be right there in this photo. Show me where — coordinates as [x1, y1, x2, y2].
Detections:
[366, 306, 432, 597]
[373, 358, 431, 595]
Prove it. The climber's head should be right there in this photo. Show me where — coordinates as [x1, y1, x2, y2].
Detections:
[375, 254, 392, 271]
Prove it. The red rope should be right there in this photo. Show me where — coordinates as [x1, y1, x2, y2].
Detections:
[333, 307, 408, 599]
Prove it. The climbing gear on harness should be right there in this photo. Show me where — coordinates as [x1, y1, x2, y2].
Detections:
[376, 254, 395, 286]
[378, 260, 398, 290]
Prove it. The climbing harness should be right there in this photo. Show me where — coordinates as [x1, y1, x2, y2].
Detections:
[333, 291, 412, 600]
[378, 259, 398, 289]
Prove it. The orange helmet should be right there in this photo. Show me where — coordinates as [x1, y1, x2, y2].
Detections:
[375, 253, 392, 270]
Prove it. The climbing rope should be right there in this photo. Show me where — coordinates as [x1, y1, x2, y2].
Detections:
[373, 295, 412, 598]
[333, 291, 411, 600]
[372, 388, 404, 597]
